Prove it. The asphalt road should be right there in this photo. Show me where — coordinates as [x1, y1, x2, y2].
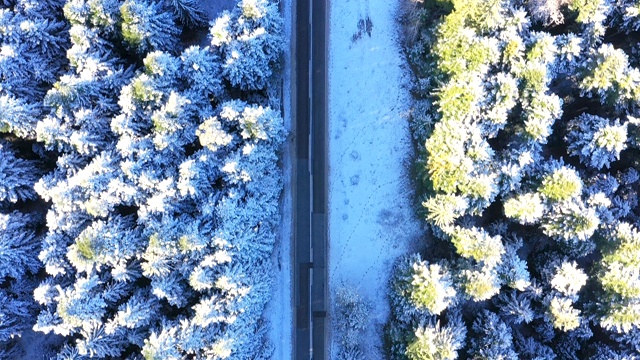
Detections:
[293, 0, 327, 358]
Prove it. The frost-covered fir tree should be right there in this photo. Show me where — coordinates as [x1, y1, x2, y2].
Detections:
[210, 0, 284, 91]
[120, 0, 180, 55]
[566, 114, 627, 170]
[0, 143, 44, 356]
[405, 317, 466, 360]
[468, 310, 518, 360]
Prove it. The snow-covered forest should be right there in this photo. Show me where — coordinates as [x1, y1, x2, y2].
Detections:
[388, 0, 640, 358]
[0, 0, 285, 358]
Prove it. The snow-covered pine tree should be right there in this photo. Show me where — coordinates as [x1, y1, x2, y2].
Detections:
[210, 0, 284, 91]
[120, 0, 180, 55]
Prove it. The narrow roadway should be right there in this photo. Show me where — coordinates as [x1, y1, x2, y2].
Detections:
[293, 0, 327, 358]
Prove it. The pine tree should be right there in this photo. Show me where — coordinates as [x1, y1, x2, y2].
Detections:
[167, 0, 207, 28]
[448, 226, 505, 267]
[547, 296, 581, 331]
[596, 222, 640, 333]
[503, 192, 544, 225]
[580, 44, 640, 107]
[210, 0, 284, 91]
[0, 143, 39, 203]
[405, 319, 466, 360]
[392, 255, 457, 316]
[120, 0, 180, 55]
[538, 166, 583, 202]
[468, 310, 518, 360]
[566, 114, 627, 170]
[494, 290, 535, 325]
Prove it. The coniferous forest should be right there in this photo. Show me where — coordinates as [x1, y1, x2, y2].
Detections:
[388, 0, 640, 359]
[0, 0, 284, 358]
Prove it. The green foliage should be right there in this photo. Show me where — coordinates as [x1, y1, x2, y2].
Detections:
[568, 0, 610, 26]
[409, 263, 457, 316]
[542, 200, 600, 243]
[581, 44, 640, 107]
[405, 321, 465, 360]
[432, 14, 496, 77]
[504, 193, 544, 224]
[423, 194, 468, 228]
[599, 301, 640, 333]
[460, 267, 502, 301]
[548, 296, 581, 331]
[538, 167, 583, 202]
[448, 226, 504, 266]
[393, 254, 457, 316]
[424, 120, 474, 193]
[566, 114, 627, 170]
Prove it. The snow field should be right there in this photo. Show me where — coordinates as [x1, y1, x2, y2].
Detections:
[328, 0, 424, 357]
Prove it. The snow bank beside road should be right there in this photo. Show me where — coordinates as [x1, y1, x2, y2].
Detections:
[328, 0, 424, 357]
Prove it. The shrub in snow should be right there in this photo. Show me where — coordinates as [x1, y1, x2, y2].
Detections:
[334, 287, 371, 360]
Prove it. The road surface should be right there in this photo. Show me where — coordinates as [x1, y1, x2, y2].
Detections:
[293, 0, 327, 358]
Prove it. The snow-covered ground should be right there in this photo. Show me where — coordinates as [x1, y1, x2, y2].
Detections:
[263, 0, 292, 358]
[328, 0, 425, 357]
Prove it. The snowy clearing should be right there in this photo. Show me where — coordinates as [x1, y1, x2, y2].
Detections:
[328, 0, 425, 357]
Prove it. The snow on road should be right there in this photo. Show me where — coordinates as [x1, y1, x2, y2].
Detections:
[328, 0, 424, 357]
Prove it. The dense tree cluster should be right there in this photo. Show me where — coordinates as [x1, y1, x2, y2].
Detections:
[0, 0, 284, 358]
[391, 0, 640, 358]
